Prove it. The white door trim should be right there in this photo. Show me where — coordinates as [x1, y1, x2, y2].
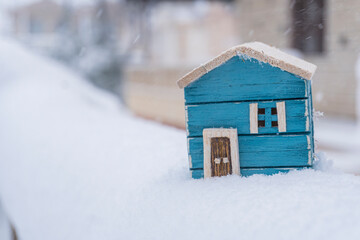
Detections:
[203, 128, 240, 178]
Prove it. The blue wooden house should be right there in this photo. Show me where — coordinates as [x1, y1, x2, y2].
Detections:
[177, 42, 317, 179]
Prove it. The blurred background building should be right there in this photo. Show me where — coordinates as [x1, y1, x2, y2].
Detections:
[4, 0, 360, 127]
[2, 1, 360, 165]
[238, 0, 360, 121]
[124, 0, 238, 127]
[8, 0, 149, 94]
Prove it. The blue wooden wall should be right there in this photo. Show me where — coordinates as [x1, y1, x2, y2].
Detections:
[184, 56, 308, 105]
[184, 55, 315, 178]
[190, 167, 311, 179]
[186, 99, 310, 137]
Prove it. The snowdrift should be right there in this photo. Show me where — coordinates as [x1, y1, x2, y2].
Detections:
[0, 38, 360, 240]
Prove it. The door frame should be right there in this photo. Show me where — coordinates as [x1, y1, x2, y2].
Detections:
[203, 128, 240, 178]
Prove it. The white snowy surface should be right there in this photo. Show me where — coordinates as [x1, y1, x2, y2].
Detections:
[0, 204, 11, 240]
[315, 117, 360, 175]
[1, 38, 360, 240]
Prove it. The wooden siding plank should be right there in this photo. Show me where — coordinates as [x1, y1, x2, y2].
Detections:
[184, 56, 307, 104]
[189, 134, 311, 153]
[186, 99, 309, 137]
[191, 167, 310, 179]
[188, 134, 312, 169]
[190, 150, 311, 169]
[239, 151, 310, 167]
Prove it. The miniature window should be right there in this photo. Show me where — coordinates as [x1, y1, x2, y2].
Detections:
[258, 107, 278, 128]
[250, 102, 286, 133]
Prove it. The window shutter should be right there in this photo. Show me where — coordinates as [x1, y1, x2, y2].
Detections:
[249, 103, 258, 134]
[276, 102, 287, 132]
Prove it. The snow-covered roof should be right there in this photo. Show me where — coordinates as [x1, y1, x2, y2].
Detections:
[177, 42, 317, 88]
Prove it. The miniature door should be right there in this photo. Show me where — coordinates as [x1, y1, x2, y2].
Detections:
[203, 128, 240, 178]
[211, 137, 232, 177]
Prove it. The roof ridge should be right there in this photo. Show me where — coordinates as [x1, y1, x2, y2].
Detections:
[177, 42, 317, 89]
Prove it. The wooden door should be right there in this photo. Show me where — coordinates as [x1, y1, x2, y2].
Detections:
[211, 137, 232, 177]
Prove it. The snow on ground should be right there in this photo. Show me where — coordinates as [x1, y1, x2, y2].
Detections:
[316, 117, 360, 175]
[1, 37, 360, 240]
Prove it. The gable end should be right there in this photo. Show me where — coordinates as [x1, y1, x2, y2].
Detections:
[177, 42, 317, 88]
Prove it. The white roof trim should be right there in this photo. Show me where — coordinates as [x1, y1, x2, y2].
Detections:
[177, 42, 317, 89]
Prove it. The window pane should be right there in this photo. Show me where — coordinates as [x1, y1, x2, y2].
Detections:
[272, 121, 278, 127]
[271, 108, 277, 115]
[258, 108, 265, 115]
[258, 120, 265, 127]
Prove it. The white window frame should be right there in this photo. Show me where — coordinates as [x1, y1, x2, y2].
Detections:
[276, 101, 287, 132]
[249, 103, 258, 134]
[249, 101, 287, 133]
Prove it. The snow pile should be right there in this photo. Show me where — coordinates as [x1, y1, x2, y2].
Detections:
[1, 38, 360, 240]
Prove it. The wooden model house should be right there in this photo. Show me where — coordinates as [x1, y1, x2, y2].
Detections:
[177, 42, 317, 179]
